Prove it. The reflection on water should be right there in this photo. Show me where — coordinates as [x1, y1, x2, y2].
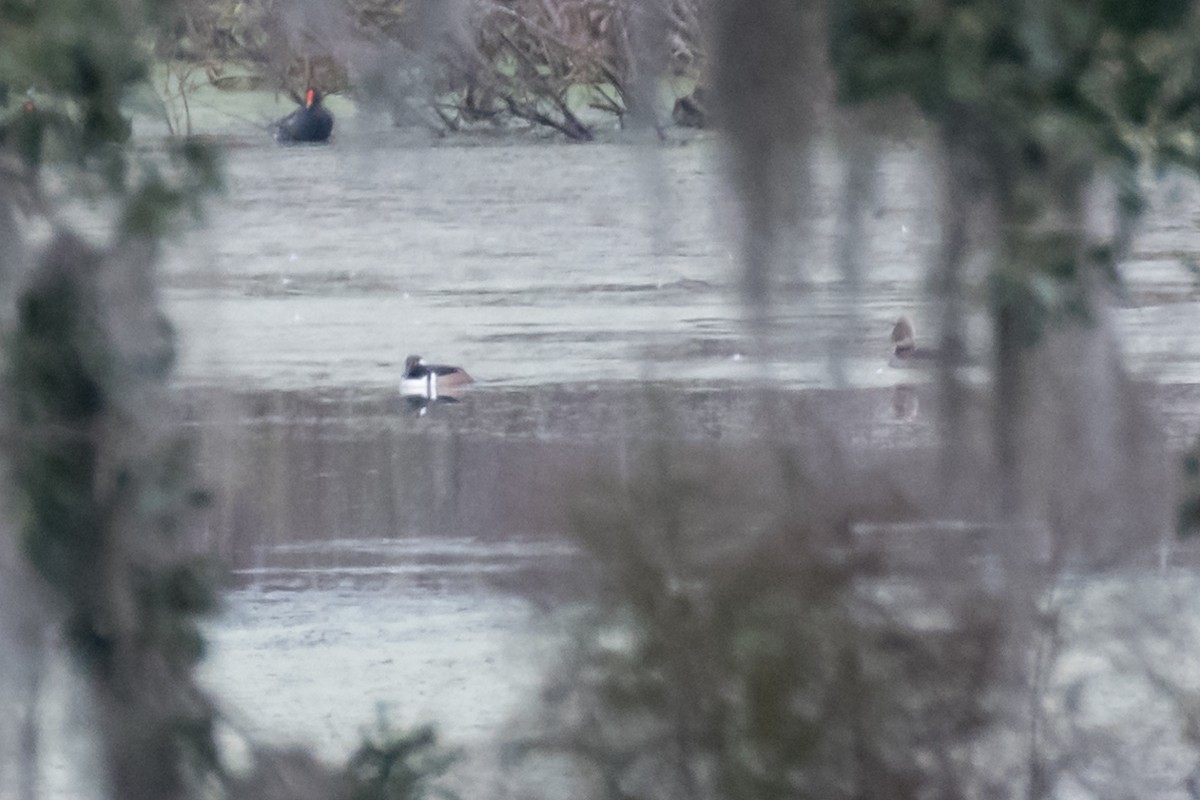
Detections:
[192, 379, 950, 756]
[189, 382, 952, 561]
[164, 136, 974, 393]
[164, 137, 1200, 397]
[175, 134, 1200, 774]
[191, 378, 1200, 757]
[402, 394, 469, 415]
[189, 372, 1200, 761]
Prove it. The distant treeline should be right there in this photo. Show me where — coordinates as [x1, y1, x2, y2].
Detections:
[159, 0, 707, 137]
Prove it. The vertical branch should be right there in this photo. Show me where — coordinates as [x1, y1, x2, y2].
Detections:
[8, 232, 220, 800]
[933, 114, 987, 506]
[0, 107, 43, 800]
[711, 0, 825, 333]
[831, 116, 877, 385]
[16, 627, 45, 800]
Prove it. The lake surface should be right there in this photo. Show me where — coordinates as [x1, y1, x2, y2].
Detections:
[151, 127, 1200, 794]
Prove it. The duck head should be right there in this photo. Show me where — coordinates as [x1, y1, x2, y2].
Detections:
[891, 316, 916, 354]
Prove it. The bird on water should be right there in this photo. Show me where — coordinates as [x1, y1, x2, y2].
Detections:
[400, 355, 473, 400]
[273, 88, 334, 144]
[889, 316, 943, 368]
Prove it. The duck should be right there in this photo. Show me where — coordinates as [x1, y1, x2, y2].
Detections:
[1, 91, 42, 165]
[889, 316, 944, 368]
[273, 88, 334, 144]
[400, 355, 474, 400]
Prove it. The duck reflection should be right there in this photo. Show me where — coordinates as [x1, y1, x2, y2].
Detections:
[892, 384, 919, 420]
[403, 393, 468, 416]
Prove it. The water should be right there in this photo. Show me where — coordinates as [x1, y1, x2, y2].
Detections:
[167, 134, 965, 392]
[162, 130, 1200, 791]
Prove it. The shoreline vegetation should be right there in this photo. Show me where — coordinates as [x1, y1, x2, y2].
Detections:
[134, 68, 708, 142]
[10, 0, 1200, 799]
[145, 0, 709, 141]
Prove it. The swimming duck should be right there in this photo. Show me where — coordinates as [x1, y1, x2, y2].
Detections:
[400, 355, 473, 400]
[889, 317, 943, 368]
[273, 88, 334, 144]
[1, 92, 42, 165]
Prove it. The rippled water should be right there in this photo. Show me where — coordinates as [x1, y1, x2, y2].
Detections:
[166, 133, 968, 392]
[167, 134, 1200, 389]
[165, 130, 1200, 788]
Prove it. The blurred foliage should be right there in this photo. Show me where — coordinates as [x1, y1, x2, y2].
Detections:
[157, 0, 349, 96]
[827, 0, 1200, 536]
[153, 0, 702, 137]
[437, 0, 701, 137]
[830, 0, 1200, 167]
[1, 0, 466, 794]
[1179, 451, 1200, 536]
[0, 5, 223, 234]
[0, 0, 226, 796]
[0, 0, 208, 184]
[343, 711, 457, 800]
[530, 442, 1007, 800]
[830, 0, 1200, 337]
[4, 231, 224, 795]
[1, 0, 222, 649]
